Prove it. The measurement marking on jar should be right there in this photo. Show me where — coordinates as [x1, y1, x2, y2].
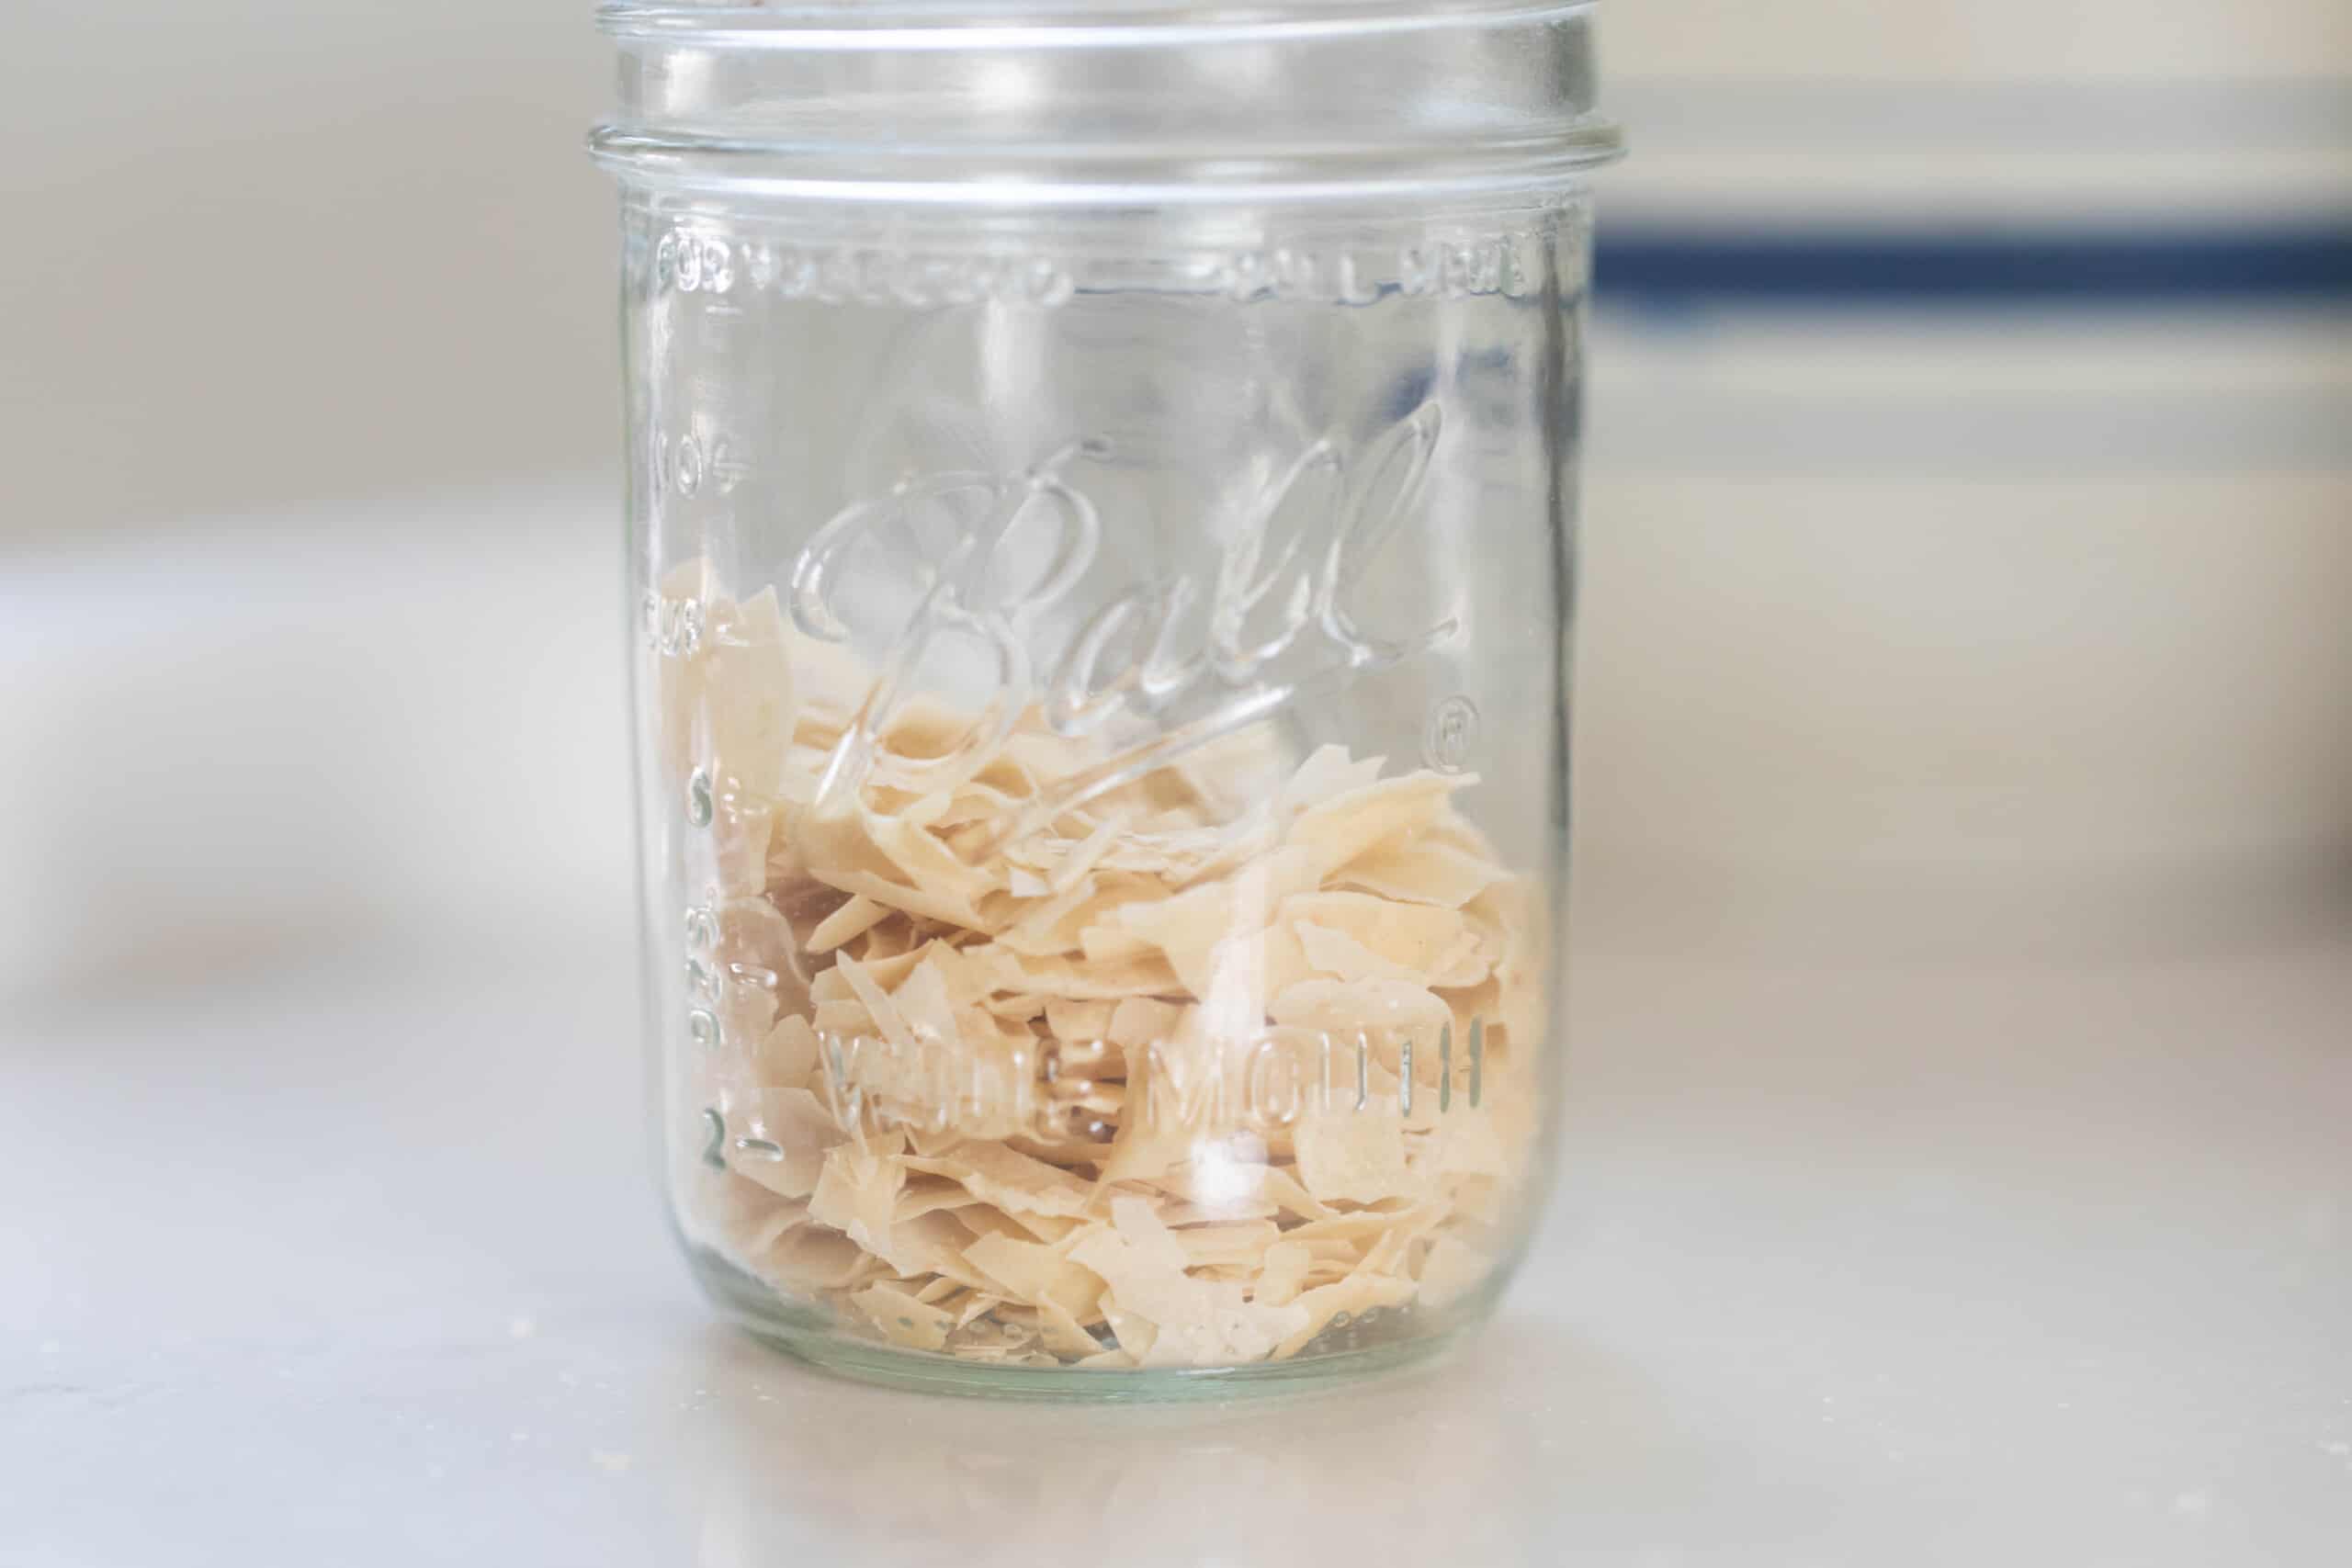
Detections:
[685, 767, 714, 828]
[657, 229, 737, 295]
[652, 433, 751, 498]
[725, 961, 781, 996]
[645, 592, 704, 656]
[699, 1108, 727, 1168]
[682, 852, 718, 1066]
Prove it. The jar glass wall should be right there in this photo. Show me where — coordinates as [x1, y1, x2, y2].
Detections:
[597, 1, 1617, 1396]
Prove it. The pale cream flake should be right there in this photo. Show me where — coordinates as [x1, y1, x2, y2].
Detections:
[672, 565, 1545, 1369]
[762, 1223, 879, 1293]
[1279, 744, 1387, 814]
[1066, 1199, 1308, 1368]
[807, 894, 888, 953]
[961, 1232, 1106, 1323]
[1288, 771, 1467, 875]
[724, 1087, 842, 1200]
[1270, 976, 1452, 1039]
[1294, 922, 1420, 985]
[851, 1280, 957, 1351]
[1042, 997, 1116, 1042]
[711, 785, 775, 901]
[1292, 1107, 1418, 1206]
[1110, 844, 1319, 998]
[1255, 1241, 1313, 1306]
[900, 1142, 1096, 1218]
[1282, 892, 1472, 979]
[1271, 1274, 1418, 1360]
[1334, 837, 1503, 908]
[752, 1014, 822, 1090]
[808, 1134, 904, 1253]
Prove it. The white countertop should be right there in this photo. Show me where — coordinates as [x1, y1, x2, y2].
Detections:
[4, 467, 2347, 1562]
[8, 913, 2348, 1566]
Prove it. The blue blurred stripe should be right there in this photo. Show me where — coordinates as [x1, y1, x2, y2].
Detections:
[1596, 226, 2352, 305]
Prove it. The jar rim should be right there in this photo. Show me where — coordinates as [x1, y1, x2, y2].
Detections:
[601, 0, 1591, 50]
[593, 0, 1623, 202]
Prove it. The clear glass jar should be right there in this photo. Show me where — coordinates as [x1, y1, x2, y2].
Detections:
[593, 0, 1621, 1395]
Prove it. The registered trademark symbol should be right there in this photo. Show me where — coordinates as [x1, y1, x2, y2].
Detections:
[1423, 694, 1479, 773]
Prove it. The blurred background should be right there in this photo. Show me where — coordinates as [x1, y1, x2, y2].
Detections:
[4, 0, 2346, 1001]
[1582, 0, 2352, 953]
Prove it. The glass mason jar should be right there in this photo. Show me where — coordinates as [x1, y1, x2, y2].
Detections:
[593, 0, 1621, 1395]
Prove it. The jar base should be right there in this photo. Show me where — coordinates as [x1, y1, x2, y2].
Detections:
[686, 1244, 1500, 1403]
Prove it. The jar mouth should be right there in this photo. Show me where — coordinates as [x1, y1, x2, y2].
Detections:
[593, 0, 1623, 203]
[603, 0, 1585, 48]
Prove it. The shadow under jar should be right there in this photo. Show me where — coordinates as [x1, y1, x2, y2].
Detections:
[592, 0, 1622, 1397]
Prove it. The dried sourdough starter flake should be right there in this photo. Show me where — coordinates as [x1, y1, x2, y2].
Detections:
[670, 568, 1548, 1369]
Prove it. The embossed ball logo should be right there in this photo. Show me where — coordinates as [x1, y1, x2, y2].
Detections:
[786, 403, 1453, 844]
